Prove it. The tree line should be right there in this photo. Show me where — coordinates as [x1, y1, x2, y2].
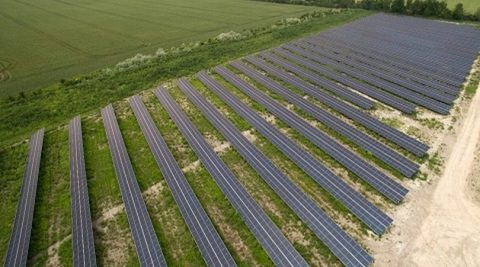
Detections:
[257, 0, 480, 21]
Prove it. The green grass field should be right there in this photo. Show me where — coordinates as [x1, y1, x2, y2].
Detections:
[0, 0, 319, 96]
[446, 0, 479, 13]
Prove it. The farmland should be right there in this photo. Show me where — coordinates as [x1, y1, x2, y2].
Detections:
[445, 0, 479, 13]
[0, 0, 320, 97]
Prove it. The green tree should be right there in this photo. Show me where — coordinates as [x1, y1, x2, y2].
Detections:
[381, 0, 393, 10]
[361, 0, 374, 9]
[452, 3, 464, 20]
[474, 7, 480, 21]
[391, 0, 406, 13]
[411, 0, 425, 14]
[437, 1, 451, 18]
[405, 0, 413, 14]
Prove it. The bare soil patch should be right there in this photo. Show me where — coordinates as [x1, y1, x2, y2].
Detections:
[367, 79, 480, 266]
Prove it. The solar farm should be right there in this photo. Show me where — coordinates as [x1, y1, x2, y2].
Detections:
[2, 13, 480, 266]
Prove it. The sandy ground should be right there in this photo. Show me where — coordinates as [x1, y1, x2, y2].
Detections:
[368, 84, 480, 266]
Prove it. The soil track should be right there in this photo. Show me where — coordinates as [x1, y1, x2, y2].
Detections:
[369, 82, 480, 266]
[404, 85, 480, 266]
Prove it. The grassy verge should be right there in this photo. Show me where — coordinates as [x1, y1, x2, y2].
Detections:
[0, 9, 373, 147]
[464, 66, 480, 98]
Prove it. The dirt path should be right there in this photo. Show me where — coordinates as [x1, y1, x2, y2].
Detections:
[371, 86, 480, 267]
[402, 88, 480, 266]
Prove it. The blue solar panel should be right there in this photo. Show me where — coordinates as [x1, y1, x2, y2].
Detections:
[69, 117, 97, 267]
[129, 96, 236, 267]
[300, 39, 460, 95]
[278, 45, 451, 114]
[101, 105, 167, 267]
[259, 51, 416, 114]
[179, 76, 373, 267]
[154, 86, 308, 267]
[244, 55, 429, 158]
[202, 68, 393, 235]
[310, 35, 465, 87]
[4, 129, 44, 267]
[294, 41, 456, 104]
[230, 59, 415, 191]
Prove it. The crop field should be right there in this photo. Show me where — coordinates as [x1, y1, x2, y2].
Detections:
[445, 0, 479, 13]
[0, 0, 319, 96]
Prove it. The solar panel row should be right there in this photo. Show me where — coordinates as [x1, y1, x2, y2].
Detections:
[69, 117, 97, 267]
[300, 39, 458, 95]
[325, 25, 472, 75]
[299, 14, 480, 115]
[259, 51, 416, 114]
[301, 39, 459, 96]
[230, 59, 418, 178]
[154, 86, 308, 267]
[243, 55, 429, 158]
[295, 41, 456, 104]
[276, 46, 451, 114]
[4, 129, 44, 267]
[311, 35, 464, 87]
[177, 77, 373, 267]
[318, 15, 480, 83]
[216, 65, 407, 204]
[129, 96, 236, 267]
[200, 70, 393, 235]
[254, 51, 375, 110]
[338, 24, 474, 70]
[327, 29, 467, 72]
[101, 105, 167, 267]
[285, 44, 454, 109]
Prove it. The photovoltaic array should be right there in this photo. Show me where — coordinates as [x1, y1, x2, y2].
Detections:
[5, 14, 479, 267]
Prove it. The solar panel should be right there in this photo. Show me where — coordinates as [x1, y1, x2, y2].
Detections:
[69, 117, 97, 267]
[217, 64, 407, 204]
[245, 56, 428, 158]
[4, 129, 44, 267]
[253, 53, 374, 109]
[309, 35, 465, 86]
[179, 76, 373, 267]
[154, 86, 308, 267]
[101, 105, 167, 267]
[231, 59, 418, 180]
[202, 69, 393, 235]
[279, 45, 451, 114]
[244, 55, 429, 158]
[294, 41, 456, 103]
[259, 51, 416, 114]
[300, 39, 459, 96]
[129, 95, 236, 267]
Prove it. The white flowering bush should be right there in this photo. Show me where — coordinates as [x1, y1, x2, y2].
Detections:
[155, 48, 167, 57]
[114, 53, 154, 71]
[214, 31, 245, 42]
[284, 17, 302, 25]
